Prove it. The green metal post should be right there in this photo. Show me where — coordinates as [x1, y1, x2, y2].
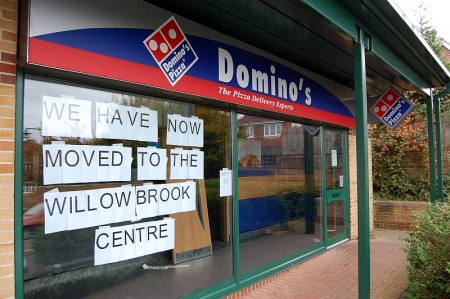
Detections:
[434, 96, 444, 202]
[14, 70, 24, 298]
[427, 93, 436, 202]
[354, 27, 370, 299]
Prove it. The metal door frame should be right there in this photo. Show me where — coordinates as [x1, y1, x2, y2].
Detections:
[321, 127, 350, 248]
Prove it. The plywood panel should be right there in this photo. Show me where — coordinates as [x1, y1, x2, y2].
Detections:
[170, 180, 212, 263]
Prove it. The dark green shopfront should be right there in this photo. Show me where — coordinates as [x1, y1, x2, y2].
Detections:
[9, 0, 449, 298]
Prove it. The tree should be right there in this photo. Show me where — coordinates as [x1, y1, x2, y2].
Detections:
[415, 0, 450, 70]
[371, 95, 430, 200]
[371, 1, 450, 201]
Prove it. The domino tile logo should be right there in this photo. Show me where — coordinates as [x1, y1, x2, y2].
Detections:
[143, 17, 198, 86]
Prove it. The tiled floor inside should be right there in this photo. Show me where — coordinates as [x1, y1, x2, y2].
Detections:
[79, 230, 324, 298]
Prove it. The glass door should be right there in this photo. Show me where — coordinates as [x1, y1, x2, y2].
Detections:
[323, 128, 349, 246]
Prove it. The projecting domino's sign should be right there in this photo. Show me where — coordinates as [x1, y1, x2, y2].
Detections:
[27, 0, 355, 127]
[370, 88, 415, 129]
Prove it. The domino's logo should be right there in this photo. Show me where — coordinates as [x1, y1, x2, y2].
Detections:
[371, 89, 400, 118]
[370, 88, 415, 129]
[144, 17, 198, 86]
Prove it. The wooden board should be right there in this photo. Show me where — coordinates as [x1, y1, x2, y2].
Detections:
[170, 180, 212, 264]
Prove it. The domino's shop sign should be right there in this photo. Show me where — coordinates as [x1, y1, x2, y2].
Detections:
[143, 17, 198, 86]
[370, 88, 415, 129]
[27, 0, 356, 128]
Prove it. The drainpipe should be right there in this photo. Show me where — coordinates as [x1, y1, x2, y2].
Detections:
[354, 27, 370, 299]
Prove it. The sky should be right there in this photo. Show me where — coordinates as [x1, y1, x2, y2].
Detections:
[392, 0, 450, 43]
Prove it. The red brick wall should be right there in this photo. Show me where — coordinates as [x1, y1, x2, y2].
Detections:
[441, 43, 450, 63]
[0, 0, 18, 298]
[373, 201, 428, 230]
[348, 131, 374, 239]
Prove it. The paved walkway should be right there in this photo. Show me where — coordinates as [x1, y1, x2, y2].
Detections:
[230, 229, 409, 299]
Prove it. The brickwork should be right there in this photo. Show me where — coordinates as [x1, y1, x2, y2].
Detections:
[441, 42, 450, 63]
[374, 201, 428, 229]
[226, 229, 408, 298]
[0, 0, 18, 298]
[348, 131, 374, 239]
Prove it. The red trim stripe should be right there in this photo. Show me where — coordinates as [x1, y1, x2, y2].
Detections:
[29, 38, 356, 127]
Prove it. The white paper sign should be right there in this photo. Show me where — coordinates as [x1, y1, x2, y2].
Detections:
[43, 188, 67, 234]
[42, 142, 64, 185]
[135, 184, 159, 220]
[220, 168, 232, 197]
[42, 96, 93, 138]
[94, 218, 175, 266]
[169, 148, 189, 179]
[95, 103, 158, 142]
[97, 188, 116, 225]
[113, 185, 136, 223]
[188, 149, 204, 179]
[169, 149, 204, 180]
[42, 143, 132, 185]
[134, 222, 149, 257]
[94, 226, 112, 266]
[84, 189, 100, 228]
[137, 147, 167, 181]
[180, 181, 196, 212]
[44, 186, 135, 234]
[331, 150, 338, 167]
[188, 117, 203, 148]
[157, 217, 175, 252]
[67, 190, 88, 231]
[80, 145, 98, 183]
[166, 114, 204, 147]
[43, 182, 195, 234]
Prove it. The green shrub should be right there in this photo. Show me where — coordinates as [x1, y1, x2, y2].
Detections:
[403, 203, 450, 298]
[373, 170, 430, 201]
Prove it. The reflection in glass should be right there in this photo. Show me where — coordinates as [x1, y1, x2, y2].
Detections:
[324, 130, 346, 239]
[238, 115, 323, 273]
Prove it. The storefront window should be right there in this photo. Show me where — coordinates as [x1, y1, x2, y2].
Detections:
[22, 78, 232, 298]
[238, 115, 323, 273]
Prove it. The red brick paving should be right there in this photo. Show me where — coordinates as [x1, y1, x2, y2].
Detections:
[226, 229, 408, 299]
